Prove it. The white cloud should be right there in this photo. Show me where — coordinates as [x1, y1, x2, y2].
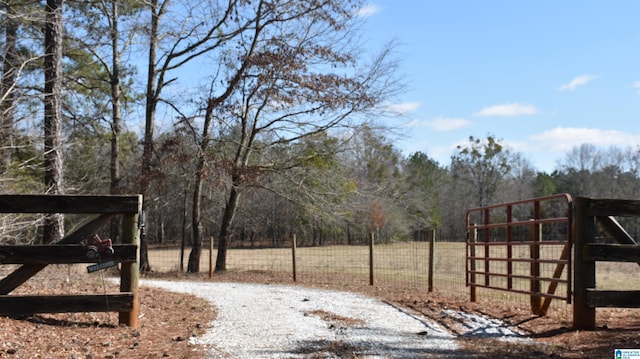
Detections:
[501, 139, 529, 153]
[531, 127, 640, 152]
[558, 74, 601, 91]
[386, 101, 421, 114]
[474, 103, 538, 117]
[402, 119, 422, 128]
[402, 117, 470, 131]
[355, 4, 380, 17]
[429, 145, 455, 164]
[425, 117, 471, 131]
[632, 81, 640, 95]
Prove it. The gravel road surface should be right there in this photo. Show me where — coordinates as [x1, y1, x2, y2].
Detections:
[142, 280, 460, 358]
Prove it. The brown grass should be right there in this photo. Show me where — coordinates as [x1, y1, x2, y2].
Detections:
[148, 241, 640, 304]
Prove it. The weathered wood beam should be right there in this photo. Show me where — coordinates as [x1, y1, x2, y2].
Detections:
[0, 293, 134, 314]
[586, 244, 640, 262]
[587, 289, 640, 308]
[0, 244, 137, 264]
[587, 199, 640, 217]
[0, 214, 114, 294]
[0, 195, 140, 214]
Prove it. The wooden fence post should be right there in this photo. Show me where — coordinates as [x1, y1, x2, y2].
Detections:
[369, 232, 374, 286]
[119, 195, 142, 328]
[292, 234, 297, 282]
[209, 236, 214, 279]
[573, 197, 596, 330]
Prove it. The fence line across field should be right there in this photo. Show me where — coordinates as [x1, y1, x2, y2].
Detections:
[148, 233, 457, 286]
[146, 232, 572, 313]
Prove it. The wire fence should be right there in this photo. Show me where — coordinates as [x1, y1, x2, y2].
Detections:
[147, 237, 465, 289]
[146, 233, 576, 316]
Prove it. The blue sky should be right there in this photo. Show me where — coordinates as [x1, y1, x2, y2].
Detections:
[358, 1, 640, 172]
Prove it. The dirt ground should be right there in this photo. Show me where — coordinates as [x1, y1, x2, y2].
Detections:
[1, 267, 639, 358]
[0, 266, 215, 358]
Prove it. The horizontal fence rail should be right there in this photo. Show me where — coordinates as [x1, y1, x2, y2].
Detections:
[0, 194, 142, 327]
[466, 194, 573, 316]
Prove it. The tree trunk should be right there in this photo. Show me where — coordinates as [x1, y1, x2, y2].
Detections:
[187, 96, 213, 273]
[140, 0, 157, 203]
[187, 165, 203, 272]
[109, 0, 122, 243]
[43, 0, 64, 244]
[0, 1, 18, 173]
[215, 179, 242, 272]
[139, 0, 161, 272]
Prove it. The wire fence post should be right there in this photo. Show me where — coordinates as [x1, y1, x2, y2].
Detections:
[292, 234, 297, 282]
[209, 236, 214, 279]
[369, 232, 374, 286]
[428, 228, 435, 292]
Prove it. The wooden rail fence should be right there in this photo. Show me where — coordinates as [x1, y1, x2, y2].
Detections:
[573, 196, 640, 330]
[0, 194, 142, 327]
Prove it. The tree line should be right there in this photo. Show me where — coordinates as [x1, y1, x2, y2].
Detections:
[1, 0, 639, 273]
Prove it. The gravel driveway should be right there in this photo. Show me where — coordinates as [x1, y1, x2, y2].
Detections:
[143, 280, 460, 358]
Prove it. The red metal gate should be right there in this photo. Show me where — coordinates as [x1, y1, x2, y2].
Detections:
[466, 194, 573, 315]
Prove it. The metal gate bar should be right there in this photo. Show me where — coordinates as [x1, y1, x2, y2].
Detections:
[466, 194, 573, 315]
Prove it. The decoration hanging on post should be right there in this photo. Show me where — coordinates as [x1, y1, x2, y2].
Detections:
[83, 234, 117, 273]
[84, 234, 114, 260]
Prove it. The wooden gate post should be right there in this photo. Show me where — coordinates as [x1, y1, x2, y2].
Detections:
[573, 197, 596, 330]
[119, 195, 142, 328]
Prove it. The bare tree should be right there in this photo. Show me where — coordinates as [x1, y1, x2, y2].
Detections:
[43, 0, 64, 243]
[621, 146, 640, 198]
[555, 143, 602, 197]
[338, 125, 406, 243]
[185, 0, 400, 272]
[451, 135, 511, 208]
[0, 0, 19, 173]
[0, 1, 43, 181]
[500, 152, 536, 202]
[140, 0, 245, 271]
